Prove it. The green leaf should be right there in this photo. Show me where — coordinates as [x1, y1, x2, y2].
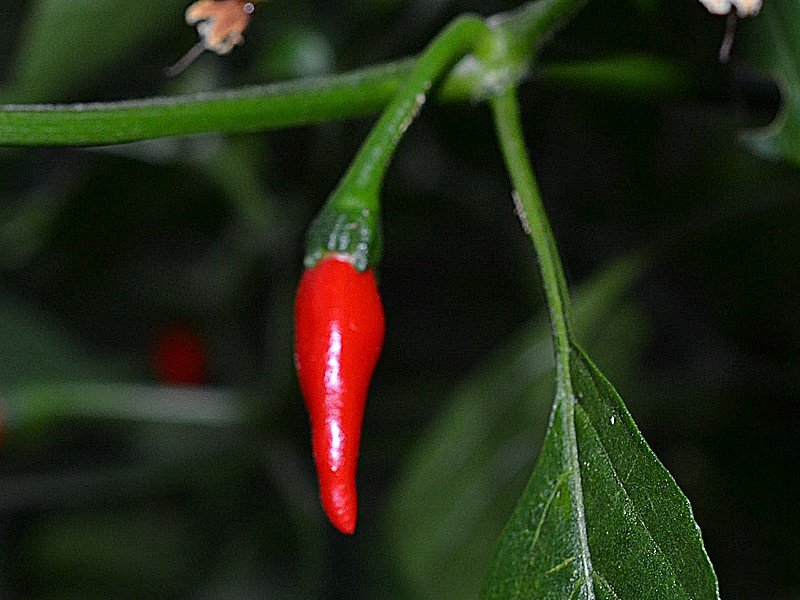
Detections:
[482, 345, 720, 598]
[630, 0, 658, 17]
[488, 88, 719, 599]
[740, 0, 800, 164]
[22, 511, 193, 591]
[0, 186, 71, 269]
[387, 256, 648, 599]
[5, 383, 249, 440]
[6, 0, 187, 102]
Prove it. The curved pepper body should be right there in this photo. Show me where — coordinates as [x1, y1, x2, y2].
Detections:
[294, 255, 385, 534]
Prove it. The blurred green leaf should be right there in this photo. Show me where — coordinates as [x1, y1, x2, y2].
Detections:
[387, 256, 647, 599]
[100, 136, 286, 242]
[0, 187, 71, 269]
[741, 0, 800, 165]
[22, 510, 192, 596]
[5, 383, 249, 440]
[259, 27, 336, 80]
[6, 0, 186, 102]
[630, 0, 658, 17]
[0, 292, 135, 387]
[538, 54, 694, 99]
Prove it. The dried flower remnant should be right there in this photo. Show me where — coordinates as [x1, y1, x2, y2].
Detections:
[168, 0, 256, 76]
[699, 0, 762, 63]
[699, 0, 762, 17]
[186, 0, 256, 54]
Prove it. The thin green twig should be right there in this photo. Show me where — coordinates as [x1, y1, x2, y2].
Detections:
[490, 87, 572, 363]
[332, 16, 490, 208]
[4, 382, 250, 436]
[0, 60, 414, 146]
[304, 16, 491, 270]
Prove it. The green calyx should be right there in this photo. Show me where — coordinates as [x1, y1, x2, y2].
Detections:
[303, 199, 382, 272]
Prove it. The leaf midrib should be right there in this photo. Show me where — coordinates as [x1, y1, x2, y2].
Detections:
[559, 378, 595, 599]
[575, 401, 690, 599]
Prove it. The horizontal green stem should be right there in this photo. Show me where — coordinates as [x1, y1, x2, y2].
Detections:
[0, 61, 414, 147]
[0, 0, 588, 147]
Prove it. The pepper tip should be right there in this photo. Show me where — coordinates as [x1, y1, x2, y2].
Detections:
[320, 480, 358, 535]
[331, 512, 357, 535]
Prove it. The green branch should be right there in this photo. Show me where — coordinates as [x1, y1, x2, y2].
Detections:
[490, 88, 572, 368]
[5, 382, 250, 441]
[334, 16, 489, 204]
[0, 61, 414, 147]
[0, 0, 588, 147]
[304, 16, 490, 271]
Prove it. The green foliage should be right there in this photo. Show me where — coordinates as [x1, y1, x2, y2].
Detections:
[388, 257, 648, 599]
[0, 0, 584, 146]
[1, 0, 796, 596]
[741, 0, 800, 164]
[482, 345, 719, 598]
[22, 510, 193, 596]
[538, 54, 694, 99]
[0, 291, 135, 387]
[0, 62, 409, 145]
[7, 0, 187, 102]
[487, 88, 718, 597]
[7, 383, 248, 441]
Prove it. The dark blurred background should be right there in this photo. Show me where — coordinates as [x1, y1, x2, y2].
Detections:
[0, 0, 796, 598]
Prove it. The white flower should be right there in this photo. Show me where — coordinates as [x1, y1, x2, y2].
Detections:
[698, 0, 762, 17]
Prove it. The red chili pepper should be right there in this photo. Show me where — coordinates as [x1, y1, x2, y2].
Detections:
[294, 255, 385, 534]
[152, 324, 209, 386]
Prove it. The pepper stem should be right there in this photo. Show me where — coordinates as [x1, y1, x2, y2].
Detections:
[490, 87, 572, 376]
[305, 15, 491, 271]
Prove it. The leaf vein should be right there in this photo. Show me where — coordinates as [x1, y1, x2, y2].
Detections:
[593, 572, 622, 600]
[568, 575, 588, 600]
[545, 555, 576, 575]
[529, 469, 572, 557]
